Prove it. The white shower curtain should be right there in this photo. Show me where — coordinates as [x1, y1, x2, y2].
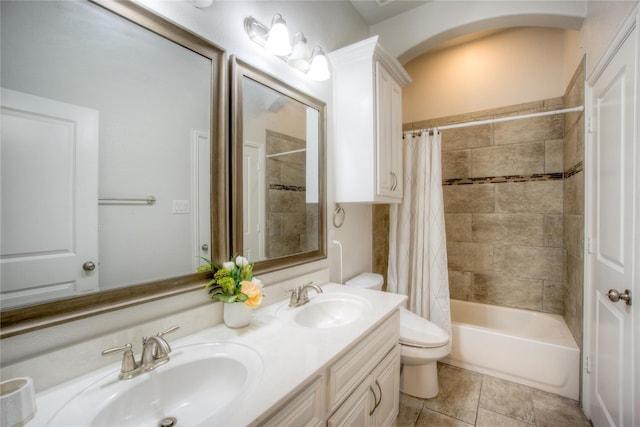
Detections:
[387, 131, 451, 334]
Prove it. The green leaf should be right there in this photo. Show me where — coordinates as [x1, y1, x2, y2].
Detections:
[218, 294, 238, 303]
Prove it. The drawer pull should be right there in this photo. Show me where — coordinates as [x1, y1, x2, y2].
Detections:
[375, 379, 382, 409]
[369, 385, 377, 416]
[369, 380, 383, 415]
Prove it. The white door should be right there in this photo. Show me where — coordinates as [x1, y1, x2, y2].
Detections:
[586, 24, 637, 427]
[243, 142, 265, 261]
[1, 88, 99, 308]
[191, 129, 211, 268]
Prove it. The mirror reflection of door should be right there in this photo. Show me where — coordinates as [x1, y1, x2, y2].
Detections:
[243, 142, 265, 261]
[192, 129, 211, 269]
[0, 89, 99, 309]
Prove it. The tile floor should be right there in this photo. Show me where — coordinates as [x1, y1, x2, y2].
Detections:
[397, 363, 592, 427]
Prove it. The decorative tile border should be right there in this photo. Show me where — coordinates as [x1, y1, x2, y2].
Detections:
[443, 173, 563, 186]
[565, 161, 583, 178]
[270, 184, 306, 192]
[443, 162, 583, 186]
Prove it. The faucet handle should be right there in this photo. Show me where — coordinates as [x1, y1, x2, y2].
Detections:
[286, 287, 300, 307]
[157, 325, 179, 338]
[102, 343, 137, 374]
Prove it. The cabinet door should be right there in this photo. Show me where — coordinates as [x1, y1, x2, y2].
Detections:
[371, 345, 401, 427]
[263, 376, 325, 427]
[327, 379, 374, 427]
[375, 62, 403, 199]
[327, 311, 399, 412]
[389, 76, 403, 198]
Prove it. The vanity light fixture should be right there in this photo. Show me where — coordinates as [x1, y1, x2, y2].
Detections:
[244, 15, 331, 81]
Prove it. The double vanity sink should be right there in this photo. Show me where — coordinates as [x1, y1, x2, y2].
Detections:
[30, 284, 405, 427]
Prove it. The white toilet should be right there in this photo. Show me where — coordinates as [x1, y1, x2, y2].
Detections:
[345, 273, 451, 399]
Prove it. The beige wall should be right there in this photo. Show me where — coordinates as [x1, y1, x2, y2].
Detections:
[402, 27, 575, 122]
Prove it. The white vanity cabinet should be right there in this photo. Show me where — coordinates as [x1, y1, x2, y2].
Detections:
[331, 36, 411, 203]
[258, 309, 401, 427]
[327, 310, 400, 426]
[25, 283, 406, 427]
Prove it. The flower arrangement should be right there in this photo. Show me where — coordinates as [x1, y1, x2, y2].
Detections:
[198, 256, 263, 308]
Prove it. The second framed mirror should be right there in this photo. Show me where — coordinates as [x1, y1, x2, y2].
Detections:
[231, 57, 326, 273]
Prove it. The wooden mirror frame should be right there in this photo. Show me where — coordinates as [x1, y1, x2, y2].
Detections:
[230, 57, 327, 274]
[0, 0, 228, 339]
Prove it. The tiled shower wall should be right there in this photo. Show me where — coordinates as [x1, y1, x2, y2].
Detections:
[406, 98, 566, 315]
[266, 130, 318, 258]
[374, 59, 585, 346]
[562, 58, 585, 348]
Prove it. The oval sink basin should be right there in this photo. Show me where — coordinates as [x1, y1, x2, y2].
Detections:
[277, 293, 372, 328]
[46, 342, 263, 427]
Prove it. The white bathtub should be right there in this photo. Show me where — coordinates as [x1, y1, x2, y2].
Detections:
[442, 299, 580, 400]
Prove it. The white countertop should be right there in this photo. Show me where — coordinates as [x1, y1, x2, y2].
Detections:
[29, 283, 406, 427]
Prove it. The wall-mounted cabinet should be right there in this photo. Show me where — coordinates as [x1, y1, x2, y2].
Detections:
[331, 36, 411, 203]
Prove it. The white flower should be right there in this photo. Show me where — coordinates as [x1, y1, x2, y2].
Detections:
[222, 261, 235, 271]
[235, 256, 249, 267]
[251, 277, 263, 288]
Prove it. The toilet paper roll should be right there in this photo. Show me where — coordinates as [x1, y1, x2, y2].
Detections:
[0, 377, 36, 427]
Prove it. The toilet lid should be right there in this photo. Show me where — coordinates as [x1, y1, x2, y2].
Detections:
[399, 307, 449, 348]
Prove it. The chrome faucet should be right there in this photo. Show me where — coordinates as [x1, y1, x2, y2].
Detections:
[287, 282, 323, 307]
[102, 325, 179, 380]
[140, 335, 172, 367]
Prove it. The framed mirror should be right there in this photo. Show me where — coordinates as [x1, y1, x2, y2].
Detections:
[0, 0, 227, 337]
[231, 58, 326, 273]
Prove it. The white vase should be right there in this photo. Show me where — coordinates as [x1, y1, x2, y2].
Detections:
[223, 302, 252, 328]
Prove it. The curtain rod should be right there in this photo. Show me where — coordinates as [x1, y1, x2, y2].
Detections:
[404, 105, 584, 134]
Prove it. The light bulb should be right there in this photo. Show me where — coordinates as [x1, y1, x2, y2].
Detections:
[307, 47, 330, 81]
[265, 14, 291, 56]
[288, 32, 311, 72]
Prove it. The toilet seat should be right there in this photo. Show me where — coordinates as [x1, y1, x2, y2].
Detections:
[399, 307, 449, 348]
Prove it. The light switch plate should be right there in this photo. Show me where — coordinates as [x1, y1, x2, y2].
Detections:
[172, 200, 190, 213]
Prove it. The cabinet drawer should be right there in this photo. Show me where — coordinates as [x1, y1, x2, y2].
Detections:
[262, 376, 325, 427]
[327, 310, 400, 412]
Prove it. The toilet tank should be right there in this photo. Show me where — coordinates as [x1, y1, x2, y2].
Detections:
[345, 272, 384, 291]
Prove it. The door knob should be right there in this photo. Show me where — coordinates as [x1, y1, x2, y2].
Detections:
[607, 289, 631, 306]
[201, 244, 209, 252]
[83, 261, 96, 271]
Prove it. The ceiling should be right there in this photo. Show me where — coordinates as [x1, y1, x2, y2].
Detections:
[349, 0, 430, 25]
